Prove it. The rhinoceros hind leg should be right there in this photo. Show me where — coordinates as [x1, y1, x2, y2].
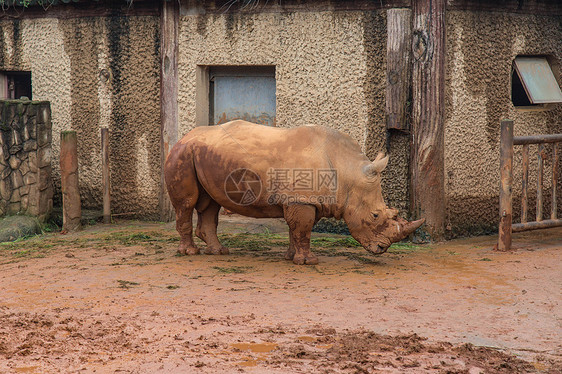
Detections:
[284, 204, 318, 265]
[284, 234, 296, 260]
[195, 198, 229, 255]
[175, 204, 200, 255]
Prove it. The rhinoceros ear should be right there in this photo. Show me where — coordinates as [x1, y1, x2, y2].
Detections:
[364, 153, 389, 177]
[373, 152, 385, 162]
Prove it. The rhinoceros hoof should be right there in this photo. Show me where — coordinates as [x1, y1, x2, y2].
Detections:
[204, 246, 230, 255]
[284, 249, 296, 261]
[178, 245, 200, 255]
[293, 254, 319, 265]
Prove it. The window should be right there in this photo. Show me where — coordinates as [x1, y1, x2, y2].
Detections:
[196, 65, 276, 126]
[0, 71, 32, 100]
[511, 56, 562, 108]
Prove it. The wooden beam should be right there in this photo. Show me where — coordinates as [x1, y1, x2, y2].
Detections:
[410, 0, 446, 240]
[159, 0, 179, 222]
[386, 8, 412, 131]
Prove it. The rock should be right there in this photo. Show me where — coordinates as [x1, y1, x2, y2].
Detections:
[0, 215, 42, 243]
[8, 155, 21, 170]
[9, 144, 22, 155]
[38, 166, 51, 191]
[20, 184, 30, 196]
[0, 177, 12, 200]
[26, 121, 37, 140]
[28, 152, 37, 170]
[11, 188, 20, 202]
[0, 145, 8, 165]
[37, 125, 50, 147]
[21, 194, 28, 211]
[11, 129, 22, 147]
[11, 170, 23, 189]
[19, 159, 30, 176]
[38, 146, 51, 168]
[38, 106, 51, 128]
[23, 140, 37, 152]
[23, 172, 36, 185]
[1, 167, 11, 180]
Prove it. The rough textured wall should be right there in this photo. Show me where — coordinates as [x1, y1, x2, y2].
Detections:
[445, 11, 562, 236]
[0, 16, 161, 219]
[179, 9, 410, 213]
[0, 100, 53, 221]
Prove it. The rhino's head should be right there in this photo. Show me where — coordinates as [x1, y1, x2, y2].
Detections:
[343, 153, 425, 255]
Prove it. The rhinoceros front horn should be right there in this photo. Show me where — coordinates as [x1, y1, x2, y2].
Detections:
[363, 152, 389, 177]
[400, 218, 425, 238]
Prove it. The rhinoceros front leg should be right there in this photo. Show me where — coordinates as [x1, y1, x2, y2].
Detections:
[283, 204, 319, 265]
[196, 199, 229, 255]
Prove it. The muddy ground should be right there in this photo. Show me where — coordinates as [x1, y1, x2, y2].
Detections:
[0, 215, 560, 373]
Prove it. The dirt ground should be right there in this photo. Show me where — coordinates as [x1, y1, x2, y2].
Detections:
[0, 215, 560, 373]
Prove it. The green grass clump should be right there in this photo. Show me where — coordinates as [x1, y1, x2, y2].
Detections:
[311, 237, 361, 248]
[117, 280, 140, 289]
[212, 266, 253, 274]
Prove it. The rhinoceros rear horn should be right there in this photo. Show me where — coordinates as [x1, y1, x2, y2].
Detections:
[401, 218, 425, 238]
[364, 153, 389, 177]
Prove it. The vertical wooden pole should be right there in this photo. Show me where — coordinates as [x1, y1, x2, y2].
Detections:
[101, 127, 111, 224]
[537, 144, 544, 222]
[160, 0, 179, 222]
[386, 8, 412, 131]
[521, 144, 529, 223]
[552, 144, 558, 220]
[60, 131, 81, 233]
[410, 0, 446, 240]
[498, 120, 514, 251]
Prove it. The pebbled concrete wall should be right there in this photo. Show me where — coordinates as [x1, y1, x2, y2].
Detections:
[178, 8, 411, 214]
[445, 11, 562, 237]
[0, 16, 161, 219]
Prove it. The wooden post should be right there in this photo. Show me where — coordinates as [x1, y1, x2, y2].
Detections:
[552, 144, 558, 220]
[60, 131, 81, 233]
[160, 0, 179, 222]
[410, 0, 446, 240]
[537, 144, 544, 222]
[497, 120, 514, 251]
[521, 144, 529, 223]
[101, 128, 111, 224]
[386, 8, 412, 131]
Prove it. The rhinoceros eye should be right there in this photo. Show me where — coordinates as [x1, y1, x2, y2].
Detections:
[372, 213, 379, 219]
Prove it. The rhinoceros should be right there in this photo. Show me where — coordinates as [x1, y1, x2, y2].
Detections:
[164, 120, 424, 265]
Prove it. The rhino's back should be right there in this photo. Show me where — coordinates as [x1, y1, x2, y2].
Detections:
[183, 120, 361, 164]
[174, 120, 366, 216]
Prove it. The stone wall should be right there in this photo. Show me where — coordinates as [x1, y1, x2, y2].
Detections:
[0, 100, 53, 221]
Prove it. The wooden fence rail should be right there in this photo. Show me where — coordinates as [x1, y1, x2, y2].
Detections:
[498, 119, 562, 251]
